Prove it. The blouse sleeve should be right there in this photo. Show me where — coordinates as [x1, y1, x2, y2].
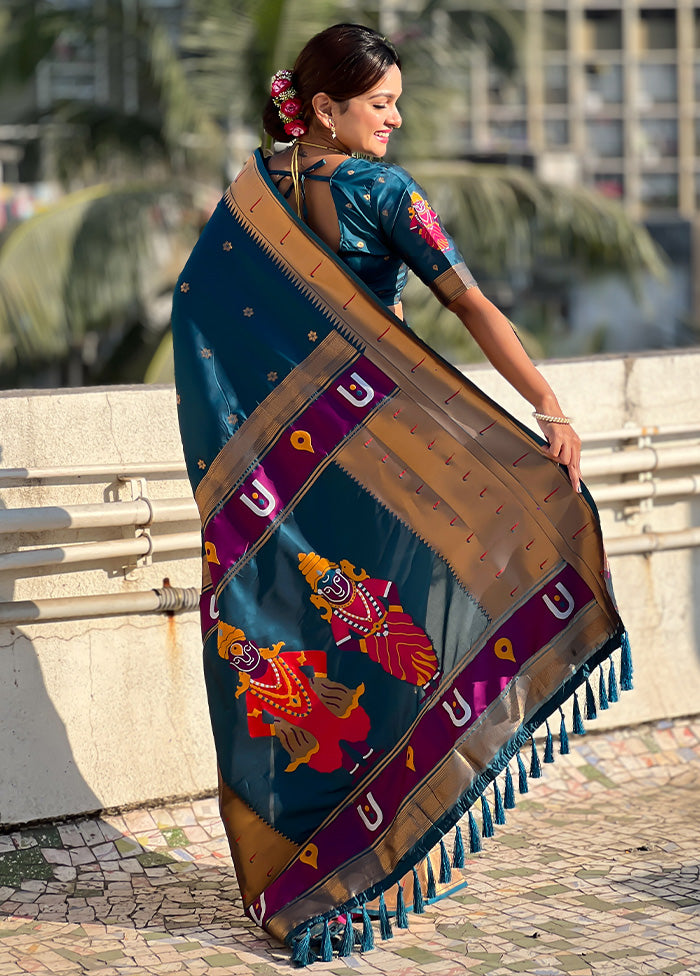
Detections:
[374, 166, 477, 306]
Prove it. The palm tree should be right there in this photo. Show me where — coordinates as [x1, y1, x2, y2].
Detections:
[0, 0, 665, 386]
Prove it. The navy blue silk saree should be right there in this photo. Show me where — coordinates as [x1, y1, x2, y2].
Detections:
[171, 149, 631, 963]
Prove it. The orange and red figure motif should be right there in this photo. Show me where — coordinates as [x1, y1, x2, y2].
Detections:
[407, 190, 451, 252]
[217, 622, 372, 775]
[298, 551, 440, 689]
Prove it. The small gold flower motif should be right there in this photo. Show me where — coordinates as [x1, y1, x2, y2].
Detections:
[433, 264, 439, 271]
[345, 202, 353, 209]
[382, 209, 389, 217]
[363, 193, 370, 201]
[378, 177, 385, 183]
[243, 307, 254, 317]
[347, 169, 355, 175]
[227, 413, 238, 426]
[198, 459, 206, 470]
[201, 347, 212, 358]
[308, 331, 318, 342]
[267, 370, 278, 383]
[176, 393, 181, 404]
[180, 282, 190, 293]
[356, 241, 365, 248]
[223, 241, 233, 251]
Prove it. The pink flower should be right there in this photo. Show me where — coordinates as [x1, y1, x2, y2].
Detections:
[271, 76, 292, 97]
[280, 97, 302, 118]
[284, 120, 308, 137]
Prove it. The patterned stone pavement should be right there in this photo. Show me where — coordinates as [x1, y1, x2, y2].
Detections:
[1, 718, 699, 976]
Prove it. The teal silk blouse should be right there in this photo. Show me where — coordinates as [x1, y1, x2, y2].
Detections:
[267, 155, 477, 308]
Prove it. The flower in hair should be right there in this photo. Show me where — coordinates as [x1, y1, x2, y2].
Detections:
[280, 97, 302, 118]
[271, 68, 307, 137]
[271, 70, 293, 98]
[284, 120, 307, 138]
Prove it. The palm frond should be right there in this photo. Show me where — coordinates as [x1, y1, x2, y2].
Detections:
[0, 182, 196, 366]
[407, 160, 666, 278]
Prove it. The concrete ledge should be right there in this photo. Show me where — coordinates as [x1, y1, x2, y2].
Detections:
[1, 352, 699, 825]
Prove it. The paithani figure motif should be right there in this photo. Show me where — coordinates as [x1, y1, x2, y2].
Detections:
[217, 622, 372, 775]
[298, 551, 440, 689]
[407, 191, 451, 252]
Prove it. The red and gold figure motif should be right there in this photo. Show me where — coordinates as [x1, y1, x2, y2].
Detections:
[407, 190, 451, 252]
[217, 623, 372, 775]
[298, 551, 440, 689]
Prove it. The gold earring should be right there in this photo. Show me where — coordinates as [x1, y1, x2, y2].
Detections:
[330, 118, 336, 139]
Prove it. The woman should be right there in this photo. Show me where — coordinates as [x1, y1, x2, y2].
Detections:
[172, 24, 630, 965]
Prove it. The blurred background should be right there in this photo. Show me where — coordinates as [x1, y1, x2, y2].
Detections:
[0, 0, 697, 387]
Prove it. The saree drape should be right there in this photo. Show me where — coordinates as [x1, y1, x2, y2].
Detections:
[171, 149, 630, 962]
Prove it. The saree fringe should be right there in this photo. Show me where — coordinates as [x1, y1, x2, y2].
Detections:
[171, 150, 630, 964]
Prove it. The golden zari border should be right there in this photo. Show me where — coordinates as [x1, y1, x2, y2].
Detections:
[213, 154, 614, 625]
[195, 330, 360, 524]
[265, 604, 611, 941]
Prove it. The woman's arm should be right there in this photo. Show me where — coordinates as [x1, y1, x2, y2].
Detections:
[449, 286, 581, 492]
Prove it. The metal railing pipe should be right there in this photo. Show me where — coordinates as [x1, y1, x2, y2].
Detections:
[605, 525, 700, 556]
[0, 462, 189, 485]
[0, 586, 200, 626]
[0, 498, 198, 535]
[593, 473, 700, 505]
[580, 422, 700, 444]
[582, 444, 700, 478]
[0, 531, 201, 573]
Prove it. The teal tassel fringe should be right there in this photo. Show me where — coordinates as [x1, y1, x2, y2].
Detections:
[426, 853, 437, 899]
[572, 691, 586, 735]
[544, 721, 554, 763]
[559, 707, 570, 755]
[291, 927, 311, 966]
[620, 632, 633, 691]
[598, 665, 609, 710]
[608, 658, 619, 703]
[439, 839, 452, 883]
[504, 766, 516, 808]
[468, 810, 482, 853]
[481, 793, 494, 837]
[453, 825, 465, 868]
[396, 883, 409, 929]
[361, 904, 374, 951]
[493, 781, 506, 825]
[516, 752, 529, 793]
[340, 916, 355, 956]
[412, 867, 425, 914]
[321, 918, 333, 962]
[585, 677, 597, 720]
[379, 891, 393, 941]
[530, 737, 542, 779]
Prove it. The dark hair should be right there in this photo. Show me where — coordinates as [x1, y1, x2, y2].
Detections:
[263, 24, 401, 143]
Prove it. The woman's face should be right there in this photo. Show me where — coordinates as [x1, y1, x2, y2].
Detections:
[334, 64, 402, 157]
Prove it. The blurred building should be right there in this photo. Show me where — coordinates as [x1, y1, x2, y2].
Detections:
[449, 0, 697, 221]
[0, 0, 184, 187]
[442, 0, 700, 349]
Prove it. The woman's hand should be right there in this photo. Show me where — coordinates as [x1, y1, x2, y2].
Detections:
[534, 416, 582, 494]
[449, 287, 583, 494]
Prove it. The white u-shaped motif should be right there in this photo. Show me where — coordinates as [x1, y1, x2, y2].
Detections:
[542, 582, 575, 620]
[337, 372, 375, 408]
[357, 791, 384, 831]
[442, 688, 473, 727]
[248, 891, 266, 925]
[240, 479, 276, 517]
[209, 594, 219, 620]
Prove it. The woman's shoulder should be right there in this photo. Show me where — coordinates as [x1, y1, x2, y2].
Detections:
[337, 156, 415, 193]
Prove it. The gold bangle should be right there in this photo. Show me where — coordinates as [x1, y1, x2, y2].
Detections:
[533, 412, 572, 425]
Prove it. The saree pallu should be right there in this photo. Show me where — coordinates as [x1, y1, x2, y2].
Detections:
[172, 149, 630, 962]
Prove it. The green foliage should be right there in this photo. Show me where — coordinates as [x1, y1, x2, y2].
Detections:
[0, 0, 668, 386]
[0, 182, 196, 369]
